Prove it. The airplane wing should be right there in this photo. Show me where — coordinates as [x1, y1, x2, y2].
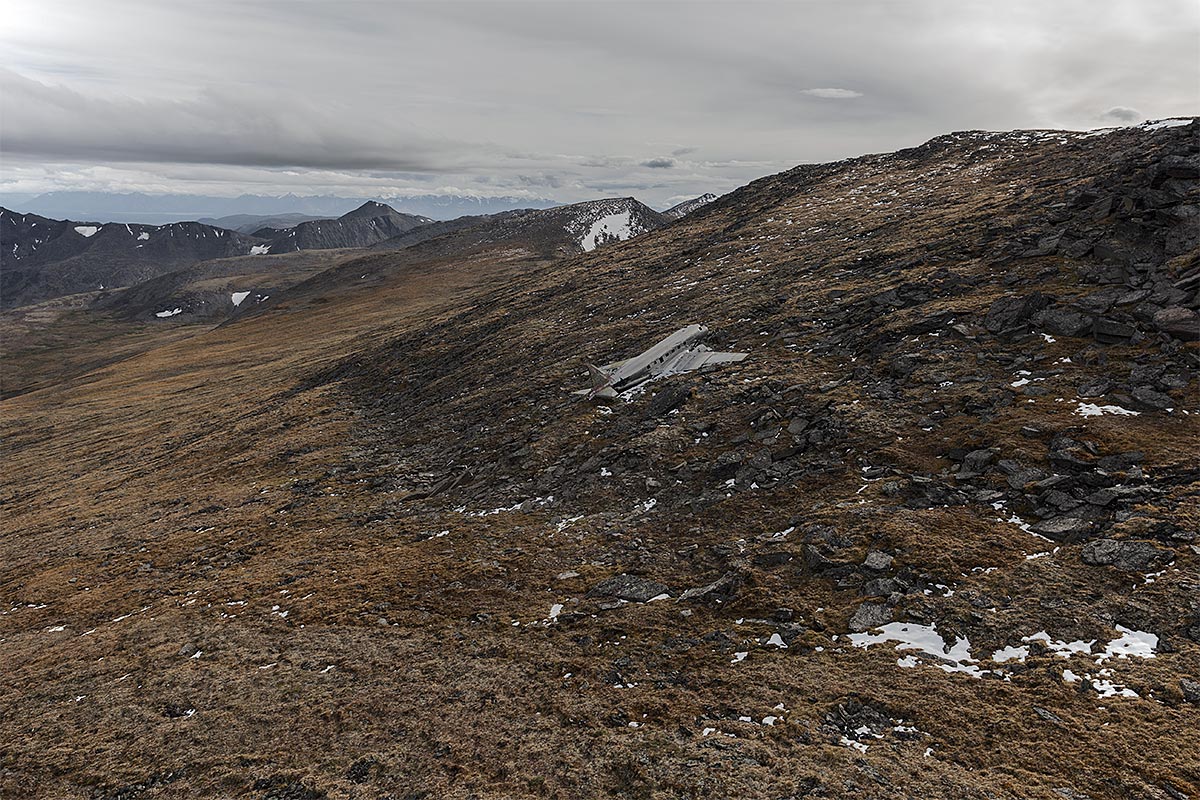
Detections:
[667, 349, 748, 373]
[695, 352, 748, 365]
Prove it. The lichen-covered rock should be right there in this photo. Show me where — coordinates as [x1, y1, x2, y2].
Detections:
[1080, 539, 1174, 571]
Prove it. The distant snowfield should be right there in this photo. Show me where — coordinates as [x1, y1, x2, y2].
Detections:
[230, 291, 251, 306]
[580, 211, 636, 252]
[155, 308, 183, 318]
[249, 244, 270, 255]
[74, 225, 99, 237]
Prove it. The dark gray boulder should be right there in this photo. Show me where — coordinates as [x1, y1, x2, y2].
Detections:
[586, 573, 669, 602]
[1130, 386, 1175, 411]
[985, 293, 1051, 335]
[862, 550, 894, 571]
[848, 602, 892, 632]
[1032, 307, 1090, 337]
[1031, 517, 1092, 542]
[1153, 306, 1200, 341]
[1080, 539, 1173, 571]
[1092, 318, 1136, 344]
[1077, 378, 1113, 398]
[677, 571, 743, 603]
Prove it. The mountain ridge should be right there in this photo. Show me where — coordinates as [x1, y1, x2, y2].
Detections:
[251, 201, 432, 253]
[0, 209, 267, 308]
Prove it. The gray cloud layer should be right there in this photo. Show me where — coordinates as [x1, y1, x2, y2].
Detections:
[2, 0, 1197, 207]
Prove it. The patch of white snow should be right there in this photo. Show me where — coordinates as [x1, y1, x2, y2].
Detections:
[580, 212, 635, 252]
[1075, 402, 1139, 417]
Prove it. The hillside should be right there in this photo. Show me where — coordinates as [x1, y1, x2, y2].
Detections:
[0, 211, 268, 308]
[89, 249, 367, 323]
[1, 119, 1198, 800]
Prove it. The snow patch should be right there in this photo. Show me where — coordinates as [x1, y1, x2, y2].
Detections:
[1096, 626, 1157, 662]
[231, 291, 251, 306]
[155, 308, 183, 318]
[249, 244, 271, 255]
[580, 212, 635, 252]
[1075, 402, 1139, 417]
[840, 736, 869, 753]
[991, 645, 1029, 663]
[1022, 631, 1094, 658]
[1140, 118, 1193, 130]
[74, 225, 99, 237]
[849, 622, 985, 677]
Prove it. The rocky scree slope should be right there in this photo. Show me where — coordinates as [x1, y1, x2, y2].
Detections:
[293, 120, 1200, 795]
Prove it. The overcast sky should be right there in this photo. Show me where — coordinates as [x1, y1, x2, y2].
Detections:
[2, 0, 1197, 208]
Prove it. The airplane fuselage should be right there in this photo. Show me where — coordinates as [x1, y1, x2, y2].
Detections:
[580, 324, 748, 399]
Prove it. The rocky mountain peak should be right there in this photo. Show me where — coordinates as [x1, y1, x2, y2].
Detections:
[339, 200, 401, 220]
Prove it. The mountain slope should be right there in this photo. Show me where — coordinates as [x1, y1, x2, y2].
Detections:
[90, 248, 365, 323]
[0, 210, 268, 307]
[663, 192, 719, 219]
[254, 201, 431, 253]
[368, 209, 534, 252]
[0, 202, 433, 307]
[241, 197, 668, 313]
[1, 119, 1198, 800]
[374, 196, 666, 257]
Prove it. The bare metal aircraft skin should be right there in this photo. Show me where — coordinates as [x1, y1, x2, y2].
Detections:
[577, 324, 748, 399]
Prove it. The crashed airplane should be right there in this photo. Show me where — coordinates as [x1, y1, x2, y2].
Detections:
[576, 324, 748, 399]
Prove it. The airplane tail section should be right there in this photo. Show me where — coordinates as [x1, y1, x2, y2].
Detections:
[571, 363, 618, 398]
[585, 363, 612, 395]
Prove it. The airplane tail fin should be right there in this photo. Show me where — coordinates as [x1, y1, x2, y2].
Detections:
[585, 363, 611, 396]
